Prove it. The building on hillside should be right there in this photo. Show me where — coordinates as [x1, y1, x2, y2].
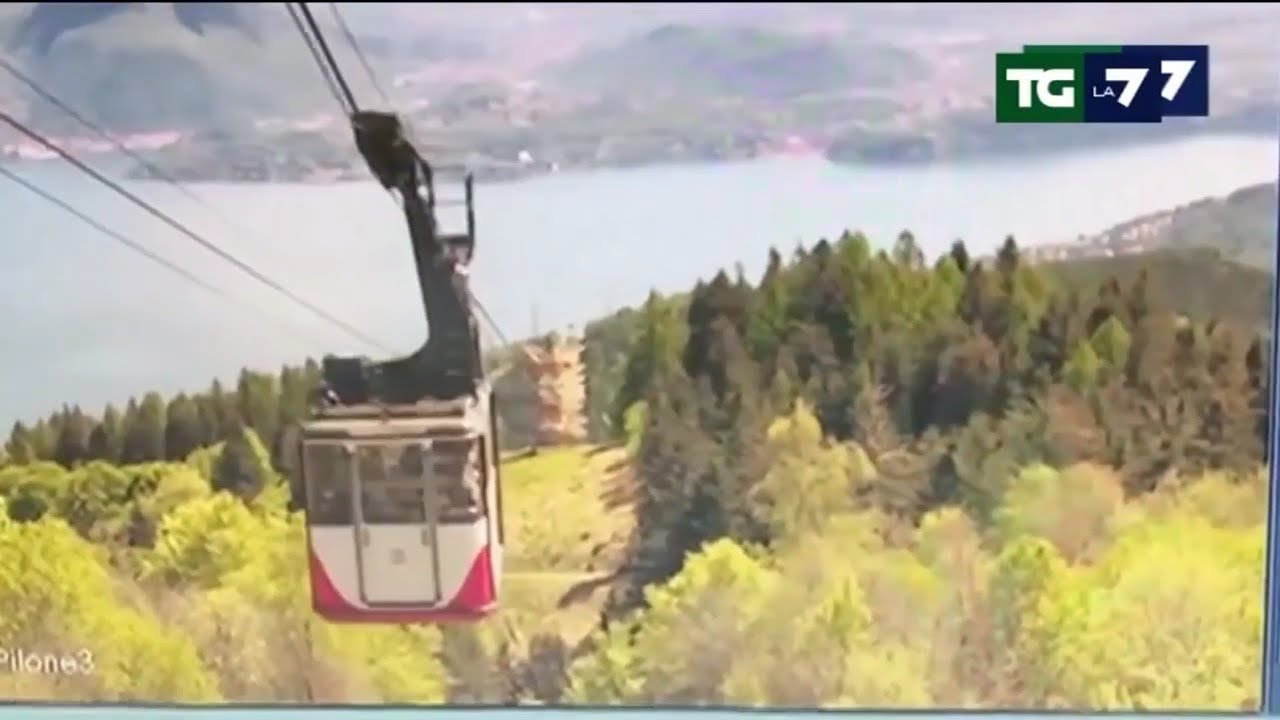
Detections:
[520, 331, 587, 446]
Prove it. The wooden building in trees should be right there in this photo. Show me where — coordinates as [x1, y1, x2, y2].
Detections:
[520, 332, 587, 446]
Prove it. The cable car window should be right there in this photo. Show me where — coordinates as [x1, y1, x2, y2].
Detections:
[433, 438, 483, 523]
[357, 445, 427, 525]
[304, 443, 353, 525]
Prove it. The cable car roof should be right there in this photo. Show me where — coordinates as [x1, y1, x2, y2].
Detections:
[301, 385, 491, 440]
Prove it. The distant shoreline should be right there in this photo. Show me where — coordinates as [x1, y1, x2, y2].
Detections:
[113, 129, 1278, 189]
[825, 107, 1279, 168]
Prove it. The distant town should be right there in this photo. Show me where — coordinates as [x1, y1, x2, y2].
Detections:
[0, 128, 183, 160]
[2, 99, 811, 185]
[1020, 214, 1174, 266]
[0, 56, 945, 185]
[2, 35, 1274, 190]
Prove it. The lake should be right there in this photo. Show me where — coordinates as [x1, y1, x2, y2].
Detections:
[0, 134, 1277, 428]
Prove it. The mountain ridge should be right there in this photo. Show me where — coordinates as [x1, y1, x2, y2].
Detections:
[11, 3, 259, 55]
[538, 22, 927, 101]
[0, 2, 413, 134]
[0, 3, 321, 134]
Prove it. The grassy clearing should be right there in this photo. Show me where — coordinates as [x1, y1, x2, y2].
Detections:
[500, 444, 633, 573]
[495, 444, 635, 644]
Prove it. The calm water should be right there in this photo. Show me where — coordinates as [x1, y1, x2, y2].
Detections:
[0, 135, 1277, 427]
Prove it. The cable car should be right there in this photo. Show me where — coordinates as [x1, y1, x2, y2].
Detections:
[292, 382, 503, 623]
[284, 111, 504, 623]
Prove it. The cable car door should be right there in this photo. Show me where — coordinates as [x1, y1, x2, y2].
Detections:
[353, 441, 442, 606]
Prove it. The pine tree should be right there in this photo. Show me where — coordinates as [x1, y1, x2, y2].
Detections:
[5, 422, 34, 464]
[53, 405, 91, 468]
[619, 373, 713, 609]
[237, 369, 280, 451]
[948, 239, 971, 274]
[995, 235, 1021, 279]
[212, 423, 266, 500]
[28, 419, 56, 461]
[87, 404, 123, 462]
[614, 292, 683, 427]
[120, 392, 167, 463]
[746, 247, 790, 360]
[164, 394, 205, 461]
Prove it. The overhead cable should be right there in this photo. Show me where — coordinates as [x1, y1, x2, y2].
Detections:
[0, 108, 392, 353]
[0, 163, 319, 346]
[286, 2, 353, 116]
[328, 2, 391, 107]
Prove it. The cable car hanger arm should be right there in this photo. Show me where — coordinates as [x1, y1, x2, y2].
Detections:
[318, 111, 484, 408]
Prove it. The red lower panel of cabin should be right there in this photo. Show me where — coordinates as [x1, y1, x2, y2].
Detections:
[308, 544, 497, 623]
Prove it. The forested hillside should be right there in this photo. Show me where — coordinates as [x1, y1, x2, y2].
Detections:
[0, 229, 1271, 707]
[1045, 247, 1272, 331]
[540, 23, 926, 101]
[0, 3, 384, 134]
[1084, 181, 1277, 270]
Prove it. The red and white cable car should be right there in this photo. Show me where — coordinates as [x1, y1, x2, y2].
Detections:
[286, 111, 504, 623]
[293, 388, 503, 623]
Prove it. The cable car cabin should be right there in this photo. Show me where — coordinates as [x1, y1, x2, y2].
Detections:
[288, 109, 501, 623]
[292, 385, 503, 623]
